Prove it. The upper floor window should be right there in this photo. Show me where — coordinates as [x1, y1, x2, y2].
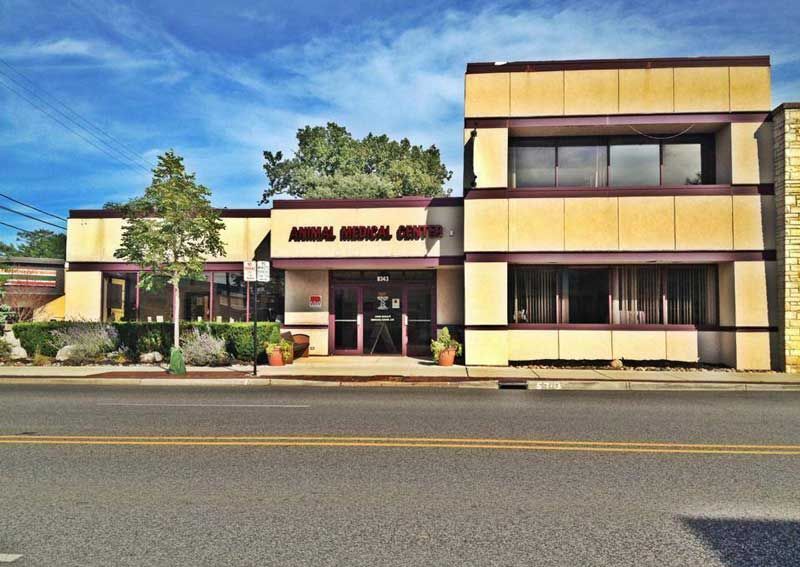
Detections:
[508, 136, 715, 188]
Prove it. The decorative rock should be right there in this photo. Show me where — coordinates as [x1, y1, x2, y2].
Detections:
[139, 351, 163, 363]
[56, 345, 78, 362]
[2, 329, 27, 360]
[610, 359, 624, 369]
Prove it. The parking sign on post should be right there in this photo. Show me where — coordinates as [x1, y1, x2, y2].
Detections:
[256, 261, 270, 282]
[243, 261, 256, 282]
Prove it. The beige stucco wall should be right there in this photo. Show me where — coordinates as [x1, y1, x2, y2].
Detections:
[465, 329, 508, 366]
[284, 270, 329, 326]
[271, 206, 463, 259]
[436, 267, 464, 326]
[465, 65, 771, 118]
[66, 217, 271, 263]
[464, 199, 507, 252]
[465, 128, 508, 189]
[464, 262, 507, 325]
[33, 295, 65, 321]
[64, 271, 102, 321]
[731, 122, 774, 184]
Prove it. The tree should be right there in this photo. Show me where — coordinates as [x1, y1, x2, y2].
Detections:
[261, 122, 452, 202]
[114, 151, 225, 361]
[0, 230, 66, 259]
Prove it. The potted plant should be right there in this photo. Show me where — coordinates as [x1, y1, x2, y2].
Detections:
[264, 327, 291, 366]
[430, 327, 462, 367]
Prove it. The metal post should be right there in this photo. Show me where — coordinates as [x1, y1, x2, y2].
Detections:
[252, 281, 258, 376]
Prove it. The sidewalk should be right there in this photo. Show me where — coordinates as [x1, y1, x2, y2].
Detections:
[1, 356, 800, 390]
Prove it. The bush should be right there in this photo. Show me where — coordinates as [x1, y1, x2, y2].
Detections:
[13, 322, 71, 357]
[180, 329, 230, 366]
[430, 326, 463, 359]
[0, 339, 12, 361]
[12, 321, 282, 362]
[51, 322, 119, 363]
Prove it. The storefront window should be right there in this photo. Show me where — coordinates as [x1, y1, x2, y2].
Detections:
[138, 274, 210, 322]
[138, 275, 172, 322]
[253, 267, 285, 322]
[508, 265, 717, 326]
[213, 272, 246, 322]
[102, 272, 137, 322]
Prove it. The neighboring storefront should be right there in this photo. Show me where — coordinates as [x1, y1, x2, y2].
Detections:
[63, 55, 800, 370]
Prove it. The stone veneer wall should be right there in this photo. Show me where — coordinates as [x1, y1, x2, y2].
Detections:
[775, 104, 800, 371]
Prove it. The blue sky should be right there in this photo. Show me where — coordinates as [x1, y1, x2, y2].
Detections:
[0, 0, 798, 242]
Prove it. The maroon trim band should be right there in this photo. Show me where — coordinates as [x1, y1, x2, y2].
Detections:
[70, 208, 271, 219]
[465, 185, 774, 200]
[466, 55, 770, 74]
[271, 256, 464, 269]
[272, 197, 462, 209]
[469, 324, 777, 332]
[67, 261, 245, 272]
[465, 113, 770, 128]
[465, 251, 777, 263]
[281, 324, 329, 330]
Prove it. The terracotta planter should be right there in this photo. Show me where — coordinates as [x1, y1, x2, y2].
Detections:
[438, 347, 457, 367]
[268, 347, 285, 367]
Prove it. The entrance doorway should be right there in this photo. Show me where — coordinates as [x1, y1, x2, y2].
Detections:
[330, 271, 436, 357]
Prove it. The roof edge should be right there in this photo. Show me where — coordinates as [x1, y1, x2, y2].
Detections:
[466, 55, 771, 74]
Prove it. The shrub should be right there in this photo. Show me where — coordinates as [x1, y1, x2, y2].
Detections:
[0, 339, 12, 361]
[51, 322, 119, 363]
[13, 321, 282, 362]
[31, 348, 51, 366]
[180, 329, 230, 366]
[13, 322, 71, 357]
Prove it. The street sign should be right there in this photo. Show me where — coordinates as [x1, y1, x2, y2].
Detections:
[243, 261, 256, 282]
[257, 261, 270, 282]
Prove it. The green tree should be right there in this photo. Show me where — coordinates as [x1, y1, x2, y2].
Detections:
[261, 122, 452, 202]
[0, 230, 66, 259]
[114, 151, 225, 358]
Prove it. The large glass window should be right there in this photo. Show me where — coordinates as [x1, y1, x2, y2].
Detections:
[509, 136, 715, 188]
[138, 275, 173, 322]
[509, 142, 555, 187]
[254, 267, 285, 323]
[509, 267, 557, 323]
[508, 265, 717, 326]
[609, 142, 660, 186]
[563, 268, 609, 324]
[213, 272, 246, 322]
[558, 142, 607, 187]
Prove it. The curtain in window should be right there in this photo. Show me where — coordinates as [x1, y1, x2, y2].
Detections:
[612, 267, 662, 324]
[510, 268, 557, 323]
[667, 265, 717, 325]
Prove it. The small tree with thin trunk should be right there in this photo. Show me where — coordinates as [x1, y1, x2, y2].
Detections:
[114, 151, 225, 371]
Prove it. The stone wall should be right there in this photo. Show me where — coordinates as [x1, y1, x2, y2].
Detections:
[775, 104, 800, 371]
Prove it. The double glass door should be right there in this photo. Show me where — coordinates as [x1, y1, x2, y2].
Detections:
[332, 284, 434, 356]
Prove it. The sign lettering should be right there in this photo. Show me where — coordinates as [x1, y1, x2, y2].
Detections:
[288, 224, 444, 243]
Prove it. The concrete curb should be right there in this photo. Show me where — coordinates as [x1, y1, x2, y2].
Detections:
[1, 376, 800, 391]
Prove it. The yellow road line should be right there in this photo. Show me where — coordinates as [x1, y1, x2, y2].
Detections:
[1, 434, 799, 450]
[0, 436, 798, 455]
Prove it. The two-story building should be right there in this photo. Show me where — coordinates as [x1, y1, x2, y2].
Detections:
[64, 55, 800, 370]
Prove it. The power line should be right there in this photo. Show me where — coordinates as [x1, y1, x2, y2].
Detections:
[0, 220, 33, 235]
[0, 193, 66, 222]
[0, 57, 155, 169]
[0, 205, 66, 231]
[0, 74, 153, 175]
[0, 75, 151, 174]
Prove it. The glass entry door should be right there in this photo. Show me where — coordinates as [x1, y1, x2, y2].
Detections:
[333, 286, 361, 354]
[405, 286, 434, 357]
[363, 286, 402, 354]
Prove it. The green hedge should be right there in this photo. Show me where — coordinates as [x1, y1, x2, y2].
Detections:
[12, 321, 281, 361]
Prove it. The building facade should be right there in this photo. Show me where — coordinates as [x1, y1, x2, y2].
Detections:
[64, 55, 800, 369]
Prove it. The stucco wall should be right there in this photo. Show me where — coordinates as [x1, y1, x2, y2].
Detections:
[64, 271, 102, 321]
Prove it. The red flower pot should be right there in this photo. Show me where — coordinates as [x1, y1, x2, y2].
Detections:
[268, 347, 285, 366]
[438, 347, 457, 367]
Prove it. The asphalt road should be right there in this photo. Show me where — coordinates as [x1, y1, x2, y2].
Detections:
[1, 384, 799, 566]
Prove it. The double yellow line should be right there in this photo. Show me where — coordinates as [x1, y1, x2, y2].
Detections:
[1, 434, 799, 455]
